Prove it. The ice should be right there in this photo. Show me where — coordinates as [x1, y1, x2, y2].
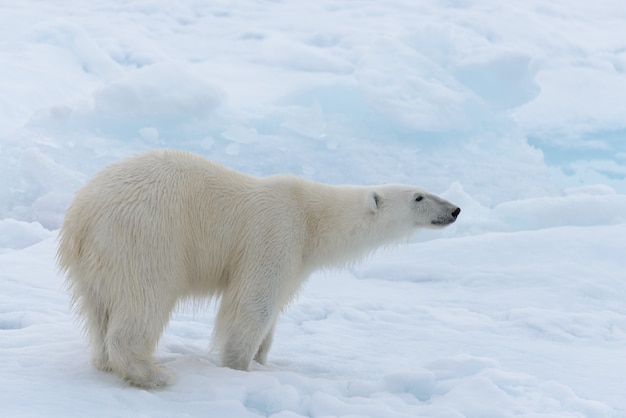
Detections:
[1, 0, 625, 416]
[0, 219, 53, 252]
[3, 228, 624, 416]
[93, 63, 222, 119]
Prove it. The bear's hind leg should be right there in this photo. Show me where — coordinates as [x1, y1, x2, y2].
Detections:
[82, 296, 112, 372]
[70, 276, 113, 372]
[105, 296, 177, 388]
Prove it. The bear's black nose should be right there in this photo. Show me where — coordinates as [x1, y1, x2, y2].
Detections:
[451, 207, 461, 219]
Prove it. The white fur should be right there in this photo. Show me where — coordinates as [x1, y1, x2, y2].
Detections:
[57, 149, 460, 388]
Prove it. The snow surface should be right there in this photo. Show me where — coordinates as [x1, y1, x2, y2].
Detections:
[1, 0, 625, 417]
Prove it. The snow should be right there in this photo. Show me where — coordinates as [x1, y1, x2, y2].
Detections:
[1, 0, 625, 416]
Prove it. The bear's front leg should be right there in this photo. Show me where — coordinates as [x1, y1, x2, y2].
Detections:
[214, 276, 282, 371]
[254, 324, 275, 365]
[221, 326, 272, 370]
[217, 308, 278, 370]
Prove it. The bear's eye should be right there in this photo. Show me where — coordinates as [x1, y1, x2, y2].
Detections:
[415, 195, 424, 202]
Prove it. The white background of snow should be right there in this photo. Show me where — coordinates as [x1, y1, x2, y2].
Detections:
[1, 1, 625, 417]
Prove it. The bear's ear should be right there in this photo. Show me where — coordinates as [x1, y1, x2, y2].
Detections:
[367, 191, 380, 214]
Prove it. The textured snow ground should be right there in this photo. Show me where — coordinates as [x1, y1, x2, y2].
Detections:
[1, 1, 625, 417]
[2, 227, 625, 417]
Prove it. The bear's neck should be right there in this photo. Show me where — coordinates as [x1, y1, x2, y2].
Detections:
[299, 183, 405, 271]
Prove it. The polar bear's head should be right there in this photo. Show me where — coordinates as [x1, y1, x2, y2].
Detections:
[367, 185, 460, 230]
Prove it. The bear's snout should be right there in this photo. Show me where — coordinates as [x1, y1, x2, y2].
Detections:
[430, 204, 461, 227]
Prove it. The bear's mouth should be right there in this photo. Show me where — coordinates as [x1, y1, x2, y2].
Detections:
[431, 207, 461, 226]
[431, 208, 461, 227]
[431, 218, 455, 226]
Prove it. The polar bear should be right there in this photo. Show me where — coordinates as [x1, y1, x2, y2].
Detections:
[57, 149, 460, 388]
